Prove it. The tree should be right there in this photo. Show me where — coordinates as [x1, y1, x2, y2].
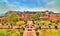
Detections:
[5, 11, 19, 25]
[31, 16, 35, 23]
[36, 32, 39, 36]
[35, 12, 42, 20]
[31, 12, 42, 23]
[24, 18, 28, 23]
[32, 12, 42, 20]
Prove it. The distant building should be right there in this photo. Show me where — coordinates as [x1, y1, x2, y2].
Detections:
[17, 11, 36, 20]
[17, 10, 60, 20]
[0, 10, 60, 21]
[42, 10, 60, 20]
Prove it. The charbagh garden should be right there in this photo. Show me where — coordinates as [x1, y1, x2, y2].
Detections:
[0, 11, 60, 36]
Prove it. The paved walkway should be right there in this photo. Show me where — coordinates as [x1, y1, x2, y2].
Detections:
[23, 21, 36, 36]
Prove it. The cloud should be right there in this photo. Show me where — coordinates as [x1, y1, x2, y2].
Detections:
[0, 0, 60, 14]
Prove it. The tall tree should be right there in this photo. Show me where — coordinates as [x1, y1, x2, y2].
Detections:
[35, 12, 42, 19]
[24, 18, 28, 23]
[32, 12, 42, 21]
[5, 11, 19, 25]
[31, 12, 42, 23]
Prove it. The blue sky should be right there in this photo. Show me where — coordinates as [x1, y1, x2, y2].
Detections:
[7, 0, 51, 8]
[0, 0, 60, 15]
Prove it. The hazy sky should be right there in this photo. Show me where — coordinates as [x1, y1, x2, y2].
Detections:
[0, 0, 60, 15]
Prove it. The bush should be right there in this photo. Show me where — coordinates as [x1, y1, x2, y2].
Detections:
[16, 21, 25, 25]
[36, 32, 39, 36]
[20, 32, 23, 36]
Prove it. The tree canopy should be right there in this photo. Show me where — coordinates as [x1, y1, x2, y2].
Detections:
[35, 12, 42, 18]
[5, 11, 19, 24]
[32, 12, 42, 21]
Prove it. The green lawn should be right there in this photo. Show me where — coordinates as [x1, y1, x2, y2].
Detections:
[37, 29, 60, 36]
[34, 20, 57, 25]
[0, 29, 23, 36]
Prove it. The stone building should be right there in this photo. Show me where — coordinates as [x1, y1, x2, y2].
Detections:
[17, 10, 60, 20]
[0, 10, 60, 21]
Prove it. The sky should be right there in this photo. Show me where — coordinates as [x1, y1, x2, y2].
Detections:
[0, 0, 60, 15]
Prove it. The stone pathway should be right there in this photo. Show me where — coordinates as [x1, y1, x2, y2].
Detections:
[23, 21, 36, 36]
